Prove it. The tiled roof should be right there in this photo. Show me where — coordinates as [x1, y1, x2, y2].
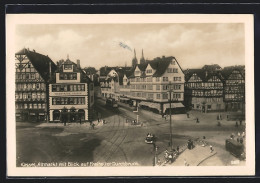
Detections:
[128, 56, 180, 78]
[221, 65, 245, 79]
[15, 48, 57, 82]
[185, 68, 224, 82]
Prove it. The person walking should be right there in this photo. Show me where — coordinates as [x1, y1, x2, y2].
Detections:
[210, 145, 214, 153]
[196, 117, 199, 123]
[235, 121, 239, 127]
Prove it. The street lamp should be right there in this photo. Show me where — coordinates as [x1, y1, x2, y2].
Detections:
[168, 81, 173, 151]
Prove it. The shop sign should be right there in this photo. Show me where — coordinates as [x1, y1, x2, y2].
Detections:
[52, 92, 87, 96]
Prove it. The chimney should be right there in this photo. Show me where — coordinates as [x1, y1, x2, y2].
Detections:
[77, 59, 80, 69]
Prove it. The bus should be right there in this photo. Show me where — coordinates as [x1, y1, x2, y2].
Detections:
[106, 98, 118, 108]
[225, 139, 245, 160]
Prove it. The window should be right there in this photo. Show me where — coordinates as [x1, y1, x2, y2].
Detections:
[173, 68, 178, 73]
[36, 83, 40, 89]
[42, 103, 45, 109]
[33, 104, 37, 109]
[31, 74, 35, 79]
[24, 104, 28, 109]
[64, 64, 72, 70]
[147, 77, 152, 82]
[163, 85, 168, 90]
[163, 93, 168, 99]
[171, 60, 175, 65]
[163, 77, 168, 82]
[157, 94, 160, 99]
[41, 93, 45, 99]
[38, 104, 41, 109]
[156, 77, 160, 82]
[167, 68, 173, 73]
[146, 69, 152, 73]
[81, 85, 85, 91]
[174, 85, 181, 90]
[174, 77, 181, 81]
[52, 85, 56, 92]
[37, 93, 41, 99]
[29, 104, 33, 109]
[207, 105, 211, 110]
[156, 85, 160, 90]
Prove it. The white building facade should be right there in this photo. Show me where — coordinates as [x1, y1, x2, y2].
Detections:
[49, 58, 94, 122]
[126, 56, 185, 114]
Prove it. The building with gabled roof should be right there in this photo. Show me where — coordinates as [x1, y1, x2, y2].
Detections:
[123, 55, 185, 114]
[221, 65, 245, 112]
[15, 48, 57, 122]
[184, 64, 225, 112]
[49, 57, 94, 122]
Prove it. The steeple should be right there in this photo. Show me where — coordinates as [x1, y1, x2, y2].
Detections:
[132, 48, 138, 67]
[140, 49, 146, 64]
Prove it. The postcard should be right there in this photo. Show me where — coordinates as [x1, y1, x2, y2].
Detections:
[6, 14, 255, 176]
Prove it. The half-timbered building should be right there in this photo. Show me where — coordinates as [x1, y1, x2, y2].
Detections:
[184, 65, 225, 112]
[15, 48, 56, 122]
[222, 66, 245, 112]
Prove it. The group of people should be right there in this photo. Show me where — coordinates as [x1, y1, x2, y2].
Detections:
[164, 148, 179, 164]
[230, 131, 245, 144]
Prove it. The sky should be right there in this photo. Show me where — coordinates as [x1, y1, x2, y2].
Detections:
[15, 23, 245, 70]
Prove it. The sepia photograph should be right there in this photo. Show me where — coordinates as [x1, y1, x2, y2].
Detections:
[6, 14, 254, 176]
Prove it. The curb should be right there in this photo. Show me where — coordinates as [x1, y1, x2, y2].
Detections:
[197, 151, 217, 166]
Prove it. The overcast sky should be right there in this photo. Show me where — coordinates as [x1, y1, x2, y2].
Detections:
[15, 23, 244, 70]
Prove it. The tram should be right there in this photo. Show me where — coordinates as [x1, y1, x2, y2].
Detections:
[106, 98, 118, 108]
[225, 139, 245, 160]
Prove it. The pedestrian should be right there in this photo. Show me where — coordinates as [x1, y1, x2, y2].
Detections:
[165, 115, 167, 120]
[203, 136, 206, 140]
[240, 120, 242, 126]
[157, 159, 161, 166]
[242, 132, 245, 138]
[235, 121, 238, 127]
[239, 138, 243, 144]
[177, 146, 179, 153]
[210, 145, 214, 153]
[196, 117, 199, 123]
[92, 123, 95, 129]
[162, 114, 164, 118]
[187, 112, 189, 118]
[237, 137, 239, 142]
[98, 118, 100, 122]
[184, 159, 188, 166]
[217, 121, 221, 126]
[220, 114, 222, 120]
[79, 117, 81, 125]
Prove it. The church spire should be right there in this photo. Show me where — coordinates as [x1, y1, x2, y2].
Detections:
[132, 48, 138, 67]
[140, 49, 146, 64]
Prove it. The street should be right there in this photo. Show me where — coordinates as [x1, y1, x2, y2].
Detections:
[16, 99, 246, 167]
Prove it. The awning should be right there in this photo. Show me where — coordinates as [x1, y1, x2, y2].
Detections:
[139, 101, 160, 111]
[163, 102, 185, 113]
[120, 97, 130, 101]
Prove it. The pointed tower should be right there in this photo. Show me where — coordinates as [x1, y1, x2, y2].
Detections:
[140, 49, 146, 64]
[132, 49, 138, 67]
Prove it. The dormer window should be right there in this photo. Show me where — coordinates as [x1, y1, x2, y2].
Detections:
[64, 64, 72, 70]
[146, 69, 152, 74]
